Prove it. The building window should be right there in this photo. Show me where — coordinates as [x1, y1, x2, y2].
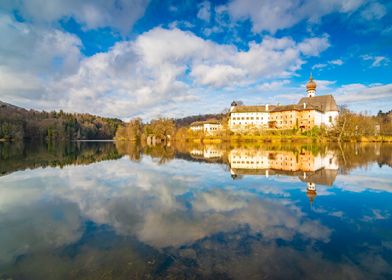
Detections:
[329, 116, 333, 123]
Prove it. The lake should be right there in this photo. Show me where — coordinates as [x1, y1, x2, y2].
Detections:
[0, 141, 391, 279]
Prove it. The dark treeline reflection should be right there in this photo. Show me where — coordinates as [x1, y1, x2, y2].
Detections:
[0, 141, 121, 176]
[2, 141, 392, 177]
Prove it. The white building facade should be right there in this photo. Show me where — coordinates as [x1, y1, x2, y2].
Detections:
[229, 76, 339, 131]
[190, 120, 222, 135]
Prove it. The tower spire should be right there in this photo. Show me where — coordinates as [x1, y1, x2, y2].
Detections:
[306, 73, 317, 97]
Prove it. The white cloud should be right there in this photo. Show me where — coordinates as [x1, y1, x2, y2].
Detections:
[360, 2, 387, 20]
[0, 0, 149, 33]
[330, 59, 343, 65]
[0, 15, 330, 119]
[0, 14, 82, 106]
[361, 54, 389, 67]
[257, 80, 291, 91]
[312, 59, 343, 70]
[333, 83, 392, 104]
[313, 63, 327, 69]
[191, 64, 246, 87]
[59, 29, 329, 118]
[197, 1, 211, 22]
[225, 0, 367, 33]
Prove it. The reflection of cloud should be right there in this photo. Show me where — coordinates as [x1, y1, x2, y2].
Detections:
[192, 189, 247, 212]
[362, 209, 390, 222]
[0, 156, 332, 261]
[335, 172, 392, 193]
[0, 200, 82, 264]
[1, 148, 392, 278]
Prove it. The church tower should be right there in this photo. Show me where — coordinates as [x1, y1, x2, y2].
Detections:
[306, 73, 317, 97]
[306, 182, 317, 207]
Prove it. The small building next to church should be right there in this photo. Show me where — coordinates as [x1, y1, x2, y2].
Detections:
[229, 75, 339, 131]
[190, 119, 222, 135]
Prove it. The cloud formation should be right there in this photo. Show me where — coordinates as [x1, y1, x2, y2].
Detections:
[0, 12, 330, 118]
[0, 0, 149, 33]
[0, 0, 390, 118]
[225, 0, 384, 33]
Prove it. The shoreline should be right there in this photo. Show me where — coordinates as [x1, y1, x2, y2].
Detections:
[2, 136, 392, 144]
[175, 135, 392, 144]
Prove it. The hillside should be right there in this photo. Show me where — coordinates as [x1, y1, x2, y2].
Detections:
[174, 113, 226, 127]
[0, 101, 123, 141]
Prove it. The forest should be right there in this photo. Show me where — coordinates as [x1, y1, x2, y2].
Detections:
[0, 101, 122, 141]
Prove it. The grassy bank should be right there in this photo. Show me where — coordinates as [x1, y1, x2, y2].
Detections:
[176, 134, 392, 144]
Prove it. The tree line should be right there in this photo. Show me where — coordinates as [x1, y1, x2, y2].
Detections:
[331, 107, 392, 141]
[0, 101, 122, 141]
[115, 118, 176, 141]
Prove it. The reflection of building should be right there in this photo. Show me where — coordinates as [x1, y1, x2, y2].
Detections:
[229, 75, 339, 131]
[190, 146, 224, 159]
[306, 182, 317, 206]
[190, 120, 222, 135]
[228, 148, 339, 205]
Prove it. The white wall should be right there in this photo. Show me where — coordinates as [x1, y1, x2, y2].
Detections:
[228, 149, 270, 170]
[321, 111, 339, 127]
[314, 111, 323, 126]
[229, 112, 269, 129]
[190, 125, 203, 131]
[204, 123, 222, 135]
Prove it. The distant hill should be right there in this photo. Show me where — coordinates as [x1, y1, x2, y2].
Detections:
[0, 100, 123, 141]
[174, 113, 227, 127]
[0, 100, 21, 110]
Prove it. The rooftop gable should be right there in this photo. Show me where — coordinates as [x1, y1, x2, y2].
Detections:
[297, 95, 339, 112]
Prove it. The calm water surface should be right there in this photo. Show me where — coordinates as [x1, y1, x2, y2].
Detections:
[0, 141, 392, 279]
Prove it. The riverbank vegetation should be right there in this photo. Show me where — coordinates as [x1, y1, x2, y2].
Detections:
[114, 109, 392, 144]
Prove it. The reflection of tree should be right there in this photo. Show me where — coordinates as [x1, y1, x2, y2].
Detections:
[115, 141, 142, 161]
[0, 141, 121, 176]
[144, 145, 175, 165]
[116, 141, 175, 164]
[3, 141, 392, 180]
[335, 143, 392, 173]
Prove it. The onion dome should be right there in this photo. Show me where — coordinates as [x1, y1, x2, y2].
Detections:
[306, 189, 317, 204]
[306, 183, 317, 207]
[306, 74, 317, 91]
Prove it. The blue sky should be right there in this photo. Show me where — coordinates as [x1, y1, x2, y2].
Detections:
[0, 0, 391, 119]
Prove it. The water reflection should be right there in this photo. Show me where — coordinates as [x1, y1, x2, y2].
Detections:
[0, 141, 391, 279]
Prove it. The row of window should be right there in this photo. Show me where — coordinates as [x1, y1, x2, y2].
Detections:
[270, 114, 311, 120]
[231, 161, 297, 167]
[232, 161, 265, 164]
[232, 117, 313, 122]
[231, 122, 266, 125]
[232, 116, 264, 120]
[231, 120, 312, 125]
